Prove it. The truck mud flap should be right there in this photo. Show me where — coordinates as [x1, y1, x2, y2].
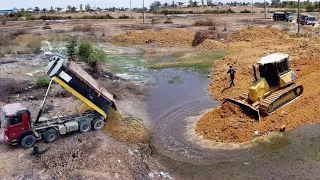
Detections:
[224, 98, 260, 121]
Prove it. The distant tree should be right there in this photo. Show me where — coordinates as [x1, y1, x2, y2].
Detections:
[191, 1, 199, 7]
[66, 36, 78, 61]
[164, 3, 169, 8]
[178, 2, 184, 8]
[71, 6, 77, 12]
[271, 0, 281, 7]
[21, 8, 25, 12]
[201, 0, 205, 6]
[34, 7, 40, 13]
[42, 8, 47, 13]
[306, 3, 315, 12]
[67, 5, 72, 11]
[150, 1, 162, 11]
[80, 4, 83, 12]
[85, 4, 91, 12]
[207, 0, 213, 7]
[171, 1, 178, 8]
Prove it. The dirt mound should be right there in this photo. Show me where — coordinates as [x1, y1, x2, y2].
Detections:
[104, 110, 148, 143]
[197, 39, 226, 51]
[195, 102, 256, 143]
[112, 28, 194, 47]
[192, 30, 220, 46]
[227, 26, 287, 43]
[199, 26, 320, 143]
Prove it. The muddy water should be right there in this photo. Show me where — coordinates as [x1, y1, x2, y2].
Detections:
[145, 68, 214, 125]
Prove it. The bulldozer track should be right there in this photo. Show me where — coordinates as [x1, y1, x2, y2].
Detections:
[259, 84, 303, 114]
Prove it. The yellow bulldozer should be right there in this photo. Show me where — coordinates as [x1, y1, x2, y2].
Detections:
[226, 53, 303, 121]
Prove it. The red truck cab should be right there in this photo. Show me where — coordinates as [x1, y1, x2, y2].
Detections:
[1, 103, 32, 145]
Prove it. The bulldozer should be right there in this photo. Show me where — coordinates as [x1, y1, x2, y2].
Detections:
[225, 53, 303, 121]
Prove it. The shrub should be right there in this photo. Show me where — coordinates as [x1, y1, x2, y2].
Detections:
[1, 18, 7, 25]
[73, 24, 93, 32]
[34, 77, 50, 88]
[0, 33, 12, 46]
[66, 36, 78, 60]
[11, 29, 27, 37]
[192, 30, 219, 46]
[87, 47, 107, 74]
[194, 19, 216, 26]
[78, 41, 93, 61]
[240, 9, 251, 13]
[119, 14, 130, 19]
[27, 38, 42, 54]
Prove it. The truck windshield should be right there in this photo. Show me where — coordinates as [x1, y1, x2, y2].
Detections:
[1, 115, 7, 128]
[288, 13, 293, 16]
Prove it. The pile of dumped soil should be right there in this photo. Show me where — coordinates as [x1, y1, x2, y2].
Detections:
[196, 39, 226, 51]
[104, 109, 149, 143]
[198, 26, 320, 143]
[112, 28, 194, 47]
[227, 26, 287, 43]
[196, 102, 256, 143]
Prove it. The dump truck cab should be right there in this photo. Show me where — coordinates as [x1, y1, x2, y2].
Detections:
[298, 15, 316, 26]
[1, 103, 32, 145]
[248, 53, 298, 103]
[273, 12, 293, 22]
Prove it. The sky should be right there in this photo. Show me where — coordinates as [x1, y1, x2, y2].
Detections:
[1, 0, 269, 10]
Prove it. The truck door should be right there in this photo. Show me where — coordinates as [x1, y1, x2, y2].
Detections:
[7, 113, 29, 140]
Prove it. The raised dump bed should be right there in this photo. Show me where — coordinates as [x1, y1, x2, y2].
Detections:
[45, 53, 116, 118]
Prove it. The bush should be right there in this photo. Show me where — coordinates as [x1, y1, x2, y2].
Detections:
[119, 14, 130, 19]
[78, 41, 93, 61]
[194, 19, 216, 26]
[73, 24, 94, 32]
[240, 9, 251, 13]
[27, 38, 42, 54]
[34, 77, 50, 88]
[88, 47, 107, 74]
[1, 18, 7, 25]
[0, 33, 12, 46]
[66, 36, 78, 60]
[192, 30, 219, 46]
[11, 29, 27, 37]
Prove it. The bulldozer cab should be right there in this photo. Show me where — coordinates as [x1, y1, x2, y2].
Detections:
[258, 53, 289, 87]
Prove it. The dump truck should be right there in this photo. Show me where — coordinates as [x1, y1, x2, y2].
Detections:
[225, 53, 303, 121]
[297, 14, 316, 26]
[1, 54, 116, 148]
[273, 12, 294, 22]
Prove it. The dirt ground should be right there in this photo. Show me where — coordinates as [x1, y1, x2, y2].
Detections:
[196, 26, 320, 143]
[2, 11, 320, 179]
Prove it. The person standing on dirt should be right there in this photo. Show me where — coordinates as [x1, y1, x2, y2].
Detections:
[227, 66, 236, 87]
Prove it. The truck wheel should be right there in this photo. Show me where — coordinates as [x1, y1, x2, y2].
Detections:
[92, 118, 105, 130]
[21, 135, 36, 149]
[44, 129, 58, 143]
[79, 120, 91, 133]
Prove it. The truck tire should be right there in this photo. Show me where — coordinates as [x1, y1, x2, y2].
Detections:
[79, 120, 91, 133]
[92, 118, 105, 130]
[21, 135, 36, 149]
[43, 129, 58, 143]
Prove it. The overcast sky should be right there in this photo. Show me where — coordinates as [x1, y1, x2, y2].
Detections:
[1, 0, 270, 9]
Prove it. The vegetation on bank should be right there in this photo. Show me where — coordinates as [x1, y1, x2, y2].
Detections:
[149, 50, 230, 74]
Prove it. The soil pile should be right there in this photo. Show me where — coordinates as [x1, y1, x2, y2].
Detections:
[196, 102, 257, 143]
[112, 28, 194, 47]
[227, 26, 286, 43]
[197, 39, 226, 51]
[104, 109, 148, 143]
[198, 26, 320, 143]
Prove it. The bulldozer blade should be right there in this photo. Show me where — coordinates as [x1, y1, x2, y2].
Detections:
[224, 98, 260, 121]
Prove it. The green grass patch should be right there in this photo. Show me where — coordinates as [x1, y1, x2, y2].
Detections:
[149, 50, 229, 74]
[168, 76, 183, 84]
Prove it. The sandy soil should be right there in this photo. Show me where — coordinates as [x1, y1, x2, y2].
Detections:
[196, 26, 320, 143]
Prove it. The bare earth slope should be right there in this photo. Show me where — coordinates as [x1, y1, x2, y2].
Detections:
[196, 27, 320, 143]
